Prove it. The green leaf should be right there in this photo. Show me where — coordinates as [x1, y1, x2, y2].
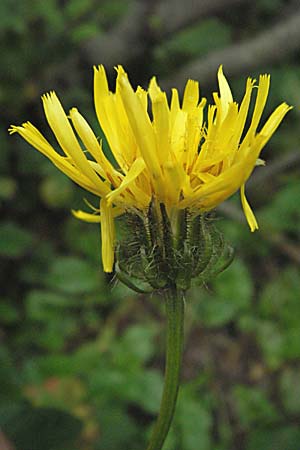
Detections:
[64, 218, 101, 263]
[24, 354, 76, 382]
[245, 426, 300, 450]
[257, 0, 286, 14]
[44, 256, 101, 294]
[279, 367, 300, 414]
[232, 385, 280, 429]
[25, 290, 78, 321]
[155, 18, 231, 61]
[64, 0, 93, 20]
[193, 259, 252, 326]
[71, 23, 100, 43]
[0, 404, 82, 450]
[257, 267, 300, 366]
[255, 320, 285, 369]
[126, 369, 163, 414]
[259, 267, 300, 325]
[172, 387, 212, 450]
[0, 298, 20, 324]
[100, 0, 129, 22]
[37, 319, 78, 351]
[0, 222, 34, 258]
[113, 324, 158, 366]
[0, 347, 21, 404]
[259, 180, 300, 233]
[96, 404, 140, 450]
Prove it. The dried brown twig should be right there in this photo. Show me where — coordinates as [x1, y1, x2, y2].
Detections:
[162, 10, 300, 90]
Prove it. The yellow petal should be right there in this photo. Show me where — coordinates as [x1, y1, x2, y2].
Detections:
[72, 210, 101, 222]
[180, 136, 265, 209]
[240, 184, 258, 231]
[242, 74, 270, 147]
[9, 123, 103, 196]
[117, 71, 163, 184]
[136, 86, 148, 111]
[170, 88, 180, 127]
[100, 198, 115, 272]
[162, 158, 191, 205]
[217, 65, 233, 119]
[259, 103, 292, 145]
[149, 77, 170, 163]
[42, 92, 104, 190]
[170, 110, 187, 162]
[94, 66, 130, 172]
[182, 79, 199, 112]
[69, 107, 119, 185]
[106, 157, 146, 205]
[72, 206, 123, 223]
[230, 78, 255, 148]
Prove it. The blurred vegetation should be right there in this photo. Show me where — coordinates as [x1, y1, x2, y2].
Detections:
[1, 0, 300, 449]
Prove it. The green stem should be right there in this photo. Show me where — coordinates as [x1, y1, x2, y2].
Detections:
[147, 287, 185, 450]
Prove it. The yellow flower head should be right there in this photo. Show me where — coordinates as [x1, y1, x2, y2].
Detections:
[10, 66, 291, 272]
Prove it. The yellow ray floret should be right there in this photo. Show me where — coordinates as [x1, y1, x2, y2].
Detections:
[10, 65, 291, 272]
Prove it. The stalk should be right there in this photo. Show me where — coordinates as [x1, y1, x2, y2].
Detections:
[146, 287, 185, 450]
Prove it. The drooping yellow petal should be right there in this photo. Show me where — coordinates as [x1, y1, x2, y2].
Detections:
[72, 206, 124, 223]
[100, 198, 115, 272]
[72, 210, 101, 222]
[240, 184, 258, 232]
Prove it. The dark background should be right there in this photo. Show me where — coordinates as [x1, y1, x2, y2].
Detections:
[1, 1, 300, 449]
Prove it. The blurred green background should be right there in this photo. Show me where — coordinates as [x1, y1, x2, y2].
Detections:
[1, 0, 300, 449]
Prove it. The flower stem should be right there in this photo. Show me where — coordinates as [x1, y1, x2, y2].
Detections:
[147, 287, 185, 450]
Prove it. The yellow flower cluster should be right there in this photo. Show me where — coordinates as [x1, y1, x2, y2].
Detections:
[10, 66, 291, 272]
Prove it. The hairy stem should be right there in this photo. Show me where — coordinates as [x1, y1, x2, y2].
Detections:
[146, 287, 185, 450]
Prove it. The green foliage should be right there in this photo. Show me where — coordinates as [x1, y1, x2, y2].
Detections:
[0, 404, 82, 450]
[279, 367, 300, 414]
[232, 385, 280, 428]
[154, 19, 231, 73]
[257, 0, 285, 14]
[245, 426, 300, 450]
[260, 179, 300, 233]
[44, 256, 102, 294]
[0, 222, 34, 258]
[163, 19, 231, 57]
[255, 267, 300, 368]
[174, 387, 212, 450]
[192, 258, 252, 326]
